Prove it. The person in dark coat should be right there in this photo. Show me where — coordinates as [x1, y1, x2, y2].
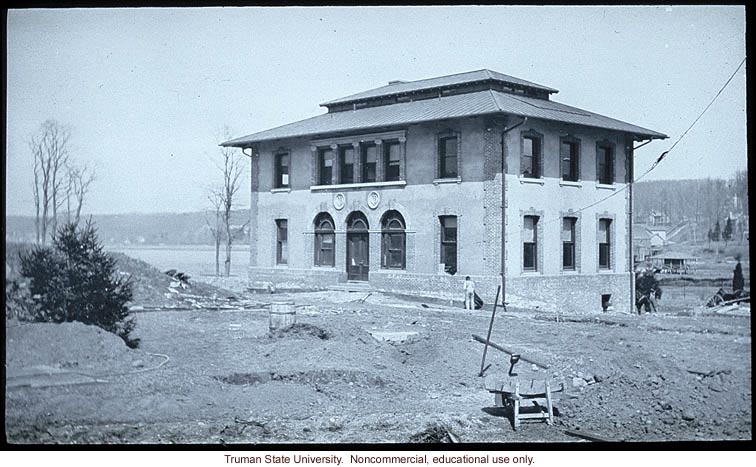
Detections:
[733, 260, 745, 293]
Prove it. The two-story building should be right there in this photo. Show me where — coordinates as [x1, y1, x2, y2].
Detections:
[222, 69, 666, 313]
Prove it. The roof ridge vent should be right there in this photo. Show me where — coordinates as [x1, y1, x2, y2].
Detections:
[388, 80, 406, 85]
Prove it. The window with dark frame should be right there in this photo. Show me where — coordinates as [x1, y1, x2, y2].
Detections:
[361, 143, 377, 183]
[599, 218, 612, 269]
[562, 217, 577, 270]
[314, 214, 335, 267]
[523, 215, 539, 271]
[318, 148, 334, 185]
[521, 134, 542, 178]
[384, 142, 401, 182]
[276, 219, 288, 265]
[439, 136, 458, 179]
[597, 144, 614, 185]
[274, 152, 289, 188]
[381, 211, 406, 269]
[339, 146, 355, 184]
[439, 216, 457, 275]
[561, 139, 579, 182]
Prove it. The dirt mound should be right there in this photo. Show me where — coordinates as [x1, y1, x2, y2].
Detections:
[408, 423, 458, 443]
[111, 253, 236, 308]
[6, 321, 134, 371]
[267, 323, 331, 340]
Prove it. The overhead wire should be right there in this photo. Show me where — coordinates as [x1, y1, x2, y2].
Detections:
[538, 56, 746, 227]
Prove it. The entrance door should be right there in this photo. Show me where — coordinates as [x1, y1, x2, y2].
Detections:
[346, 212, 369, 281]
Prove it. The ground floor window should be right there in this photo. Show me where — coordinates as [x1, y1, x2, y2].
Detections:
[523, 215, 539, 271]
[381, 210, 406, 269]
[314, 213, 335, 267]
[439, 215, 457, 274]
[276, 219, 287, 265]
[599, 218, 612, 269]
[562, 217, 577, 270]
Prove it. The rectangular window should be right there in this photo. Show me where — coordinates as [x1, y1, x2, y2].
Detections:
[561, 140, 579, 182]
[523, 215, 539, 271]
[318, 148, 334, 185]
[276, 219, 288, 265]
[562, 217, 577, 270]
[522, 135, 541, 178]
[439, 136, 458, 178]
[440, 216, 457, 274]
[597, 144, 614, 184]
[384, 142, 401, 182]
[599, 218, 612, 269]
[316, 232, 334, 267]
[339, 146, 355, 184]
[361, 143, 377, 183]
[275, 152, 289, 188]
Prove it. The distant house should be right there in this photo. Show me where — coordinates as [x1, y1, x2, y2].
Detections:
[647, 252, 697, 274]
[633, 224, 665, 264]
[647, 209, 670, 226]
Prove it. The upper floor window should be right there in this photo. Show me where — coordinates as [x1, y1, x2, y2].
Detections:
[275, 152, 289, 188]
[596, 143, 615, 185]
[361, 143, 377, 183]
[276, 219, 288, 265]
[521, 133, 542, 178]
[561, 138, 580, 182]
[318, 147, 334, 185]
[523, 215, 539, 271]
[562, 217, 577, 270]
[381, 210, 406, 269]
[384, 141, 401, 182]
[440, 215, 457, 275]
[598, 218, 612, 269]
[339, 146, 355, 184]
[439, 136, 458, 179]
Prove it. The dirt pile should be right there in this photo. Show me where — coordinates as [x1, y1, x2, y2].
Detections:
[6, 321, 141, 372]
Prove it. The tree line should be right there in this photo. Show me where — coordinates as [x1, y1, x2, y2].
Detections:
[633, 172, 748, 243]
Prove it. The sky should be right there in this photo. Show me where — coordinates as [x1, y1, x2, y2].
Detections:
[5, 6, 747, 216]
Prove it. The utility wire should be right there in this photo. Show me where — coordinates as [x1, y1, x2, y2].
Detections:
[540, 56, 746, 226]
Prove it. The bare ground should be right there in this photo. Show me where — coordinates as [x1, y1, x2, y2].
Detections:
[4, 285, 751, 445]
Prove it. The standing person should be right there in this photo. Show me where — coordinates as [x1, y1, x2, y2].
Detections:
[733, 257, 745, 294]
[463, 276, 475, 310]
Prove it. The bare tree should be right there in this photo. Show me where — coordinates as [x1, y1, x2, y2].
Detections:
[30, 120, 71, 244]
[65, 162, 96, 226]
[206, 188, 225, 277]
[213, 127, 248, 277]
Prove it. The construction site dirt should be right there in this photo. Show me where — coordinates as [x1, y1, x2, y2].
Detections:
[5, 286, 751, 444]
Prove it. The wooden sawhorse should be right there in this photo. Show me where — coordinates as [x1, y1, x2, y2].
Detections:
[489, 379, 554, 430]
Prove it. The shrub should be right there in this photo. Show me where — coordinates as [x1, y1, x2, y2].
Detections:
[19, 221, 139, 348]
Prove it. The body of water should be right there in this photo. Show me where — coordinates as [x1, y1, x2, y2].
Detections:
[106, 244, 250, 278]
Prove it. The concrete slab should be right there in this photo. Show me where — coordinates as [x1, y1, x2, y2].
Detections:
[368, 330, 419, 343]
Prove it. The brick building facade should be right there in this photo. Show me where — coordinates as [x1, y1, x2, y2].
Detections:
[223, 69, 666, 313]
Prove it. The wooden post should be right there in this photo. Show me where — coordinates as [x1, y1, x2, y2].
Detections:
[479, 285, 501, 377]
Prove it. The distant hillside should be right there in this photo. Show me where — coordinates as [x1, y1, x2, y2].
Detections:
[6, 210, 251, 246]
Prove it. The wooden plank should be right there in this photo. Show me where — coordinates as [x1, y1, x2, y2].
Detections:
[472, 334, 551, 369]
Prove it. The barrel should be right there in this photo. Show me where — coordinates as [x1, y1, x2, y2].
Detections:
[269, 301, 296, 331]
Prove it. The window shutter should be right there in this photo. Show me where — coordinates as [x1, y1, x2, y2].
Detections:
[536, 137, 543, 178]
[596, 145, 601, 182]
[610, 147, 616, 183]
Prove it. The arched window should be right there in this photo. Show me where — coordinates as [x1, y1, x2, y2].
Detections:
[381, 210, 406, 269]
[314, 213, 335, 267]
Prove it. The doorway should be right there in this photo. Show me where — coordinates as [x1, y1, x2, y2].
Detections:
[346, 212, 369, 281]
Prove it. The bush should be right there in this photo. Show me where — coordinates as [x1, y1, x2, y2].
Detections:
[19, 221, 139, 348]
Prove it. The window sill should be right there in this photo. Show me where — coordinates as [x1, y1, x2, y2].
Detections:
[559, 180, 582, 187]
[596, 183, 616, 190]
[271, 188, 291, 193]
[433, 177, 462, 185]
[519, 177, 545, 185]
[312, 265, 338, 270]
[521, 270, 540, 275]
[310, 180, 406, 191]
[598, 268, 614, 273]
[274, 264, 289, 268]
[380, 268, 407, 273]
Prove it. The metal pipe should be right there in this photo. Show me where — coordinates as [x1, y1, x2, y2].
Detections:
[500, 117, 527, 306]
